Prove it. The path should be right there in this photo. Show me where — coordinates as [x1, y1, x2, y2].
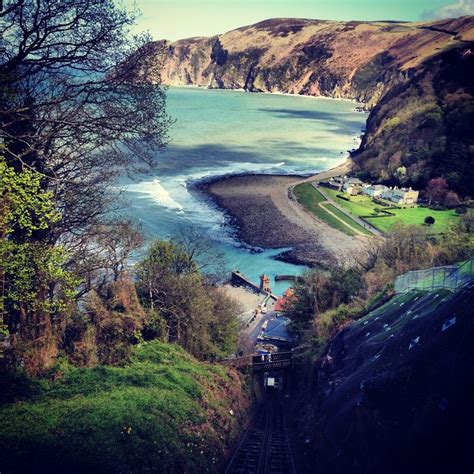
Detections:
[319, 201, 367, 236]
[315, 184, 383, 237]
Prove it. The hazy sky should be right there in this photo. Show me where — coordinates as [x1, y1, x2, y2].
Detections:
[122, 0, 474, 41]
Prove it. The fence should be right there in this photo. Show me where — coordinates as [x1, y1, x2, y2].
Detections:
[394, 257, 474, 293]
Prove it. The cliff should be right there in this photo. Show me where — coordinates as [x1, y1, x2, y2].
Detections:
[145, 17, 472, 103]
[134, 16, 474, 195]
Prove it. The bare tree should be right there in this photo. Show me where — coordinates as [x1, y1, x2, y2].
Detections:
[1, 0, 171, 247]
[0, 0, 171, 371]
[173, 226, 228, 283]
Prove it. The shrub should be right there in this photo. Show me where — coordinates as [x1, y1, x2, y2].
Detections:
[424, 216, 435, 225]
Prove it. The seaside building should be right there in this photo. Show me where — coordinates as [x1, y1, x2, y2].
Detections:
[363, 184, 389, 198]
[275, 288, 296, 314]
[326, 175, 420, 205]
[342, 177, 363, 195]
[381, 186, 419, 205]
[319, 179, 342, 191]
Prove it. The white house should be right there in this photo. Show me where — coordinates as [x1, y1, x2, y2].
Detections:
[362, 184, 389, 198]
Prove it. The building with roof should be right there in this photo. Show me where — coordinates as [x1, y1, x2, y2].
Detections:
[382, 186, 419, 205]
[342, 177, 364, 196]
[274, 288, 295, 313]
[362, 184, 389, 198]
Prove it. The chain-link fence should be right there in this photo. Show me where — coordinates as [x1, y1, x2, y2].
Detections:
[394, 257, 474, 293]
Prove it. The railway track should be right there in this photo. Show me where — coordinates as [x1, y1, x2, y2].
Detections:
[225, 396, 296, 474]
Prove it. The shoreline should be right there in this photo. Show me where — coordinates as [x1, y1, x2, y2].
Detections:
[167, 83, 369, 108]
[192, 160, 368, 267]
[173, 84, 369, 267]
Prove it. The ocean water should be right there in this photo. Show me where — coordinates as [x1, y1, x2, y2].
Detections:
[121, 86, 367, 295]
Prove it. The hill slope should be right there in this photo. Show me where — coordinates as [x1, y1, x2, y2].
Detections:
[294, 284, 474, 473]
[136, 16, 474, 195]
[0, 341, 250, 473]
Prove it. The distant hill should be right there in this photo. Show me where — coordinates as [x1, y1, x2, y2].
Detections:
[132, 16, 474, 196]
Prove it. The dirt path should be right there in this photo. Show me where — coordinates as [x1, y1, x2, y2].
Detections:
[319, 201, 367, 236]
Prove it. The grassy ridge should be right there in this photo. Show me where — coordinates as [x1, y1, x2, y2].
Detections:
[0, 341, 248, 473]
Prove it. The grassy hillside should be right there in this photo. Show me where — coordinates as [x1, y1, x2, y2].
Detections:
[0, 341, 249, 473]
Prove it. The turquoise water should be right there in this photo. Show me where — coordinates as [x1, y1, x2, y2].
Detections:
[122, 87, 367, 295]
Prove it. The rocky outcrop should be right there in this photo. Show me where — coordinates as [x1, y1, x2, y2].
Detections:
[144, 17, 473, 104]
[134, 16, 474, 195]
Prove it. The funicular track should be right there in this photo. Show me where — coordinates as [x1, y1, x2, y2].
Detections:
[225, 396, 296, 474]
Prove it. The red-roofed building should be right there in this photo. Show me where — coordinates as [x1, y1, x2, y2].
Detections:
[274, 288, 296, 314]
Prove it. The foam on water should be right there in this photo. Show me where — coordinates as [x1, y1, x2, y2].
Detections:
[124, 179, 184, 212]
[121, 87, 367, 294]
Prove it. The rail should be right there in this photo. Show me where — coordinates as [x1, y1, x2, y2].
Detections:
[225, 397, 296, 474]
[252, 351, 292, 373]
[394, 257, 474, 293]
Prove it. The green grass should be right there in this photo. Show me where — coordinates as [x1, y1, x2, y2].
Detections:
[323, 187, 460, 233]
[0, 341, 243, 473]
[324, 188, 382, 214]
[365, 207, 459, 233]
[294, 183, 372, 236]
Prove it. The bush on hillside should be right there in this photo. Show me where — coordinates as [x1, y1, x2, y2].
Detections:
[136, 240, 240, 361]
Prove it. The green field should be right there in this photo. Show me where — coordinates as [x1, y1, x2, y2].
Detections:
[322, 187, 460, 233]
[293, 183, 372, 236]
[364, 207, 460, 233]
[324, 188, 383, 215]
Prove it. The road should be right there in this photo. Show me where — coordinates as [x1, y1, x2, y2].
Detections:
[239, 296, 278, 352]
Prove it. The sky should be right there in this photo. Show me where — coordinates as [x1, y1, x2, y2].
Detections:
[122, 0, 474, 41]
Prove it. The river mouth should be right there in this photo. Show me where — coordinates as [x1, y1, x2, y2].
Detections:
[120, 87, 367, 294]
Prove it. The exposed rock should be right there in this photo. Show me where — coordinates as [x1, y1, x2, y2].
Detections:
[131, 17, 474, 195]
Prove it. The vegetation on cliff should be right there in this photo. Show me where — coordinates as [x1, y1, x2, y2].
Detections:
[353, 47, 474, 197]
[285, 217, 473, 349]
[145, 16, 474, 197]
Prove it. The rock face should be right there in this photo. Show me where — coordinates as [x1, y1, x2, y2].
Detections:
[147, 17, 473, 103]
[135, 16, 474, 195]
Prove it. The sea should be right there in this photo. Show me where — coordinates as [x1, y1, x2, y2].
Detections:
[120, 86, 367, 295]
